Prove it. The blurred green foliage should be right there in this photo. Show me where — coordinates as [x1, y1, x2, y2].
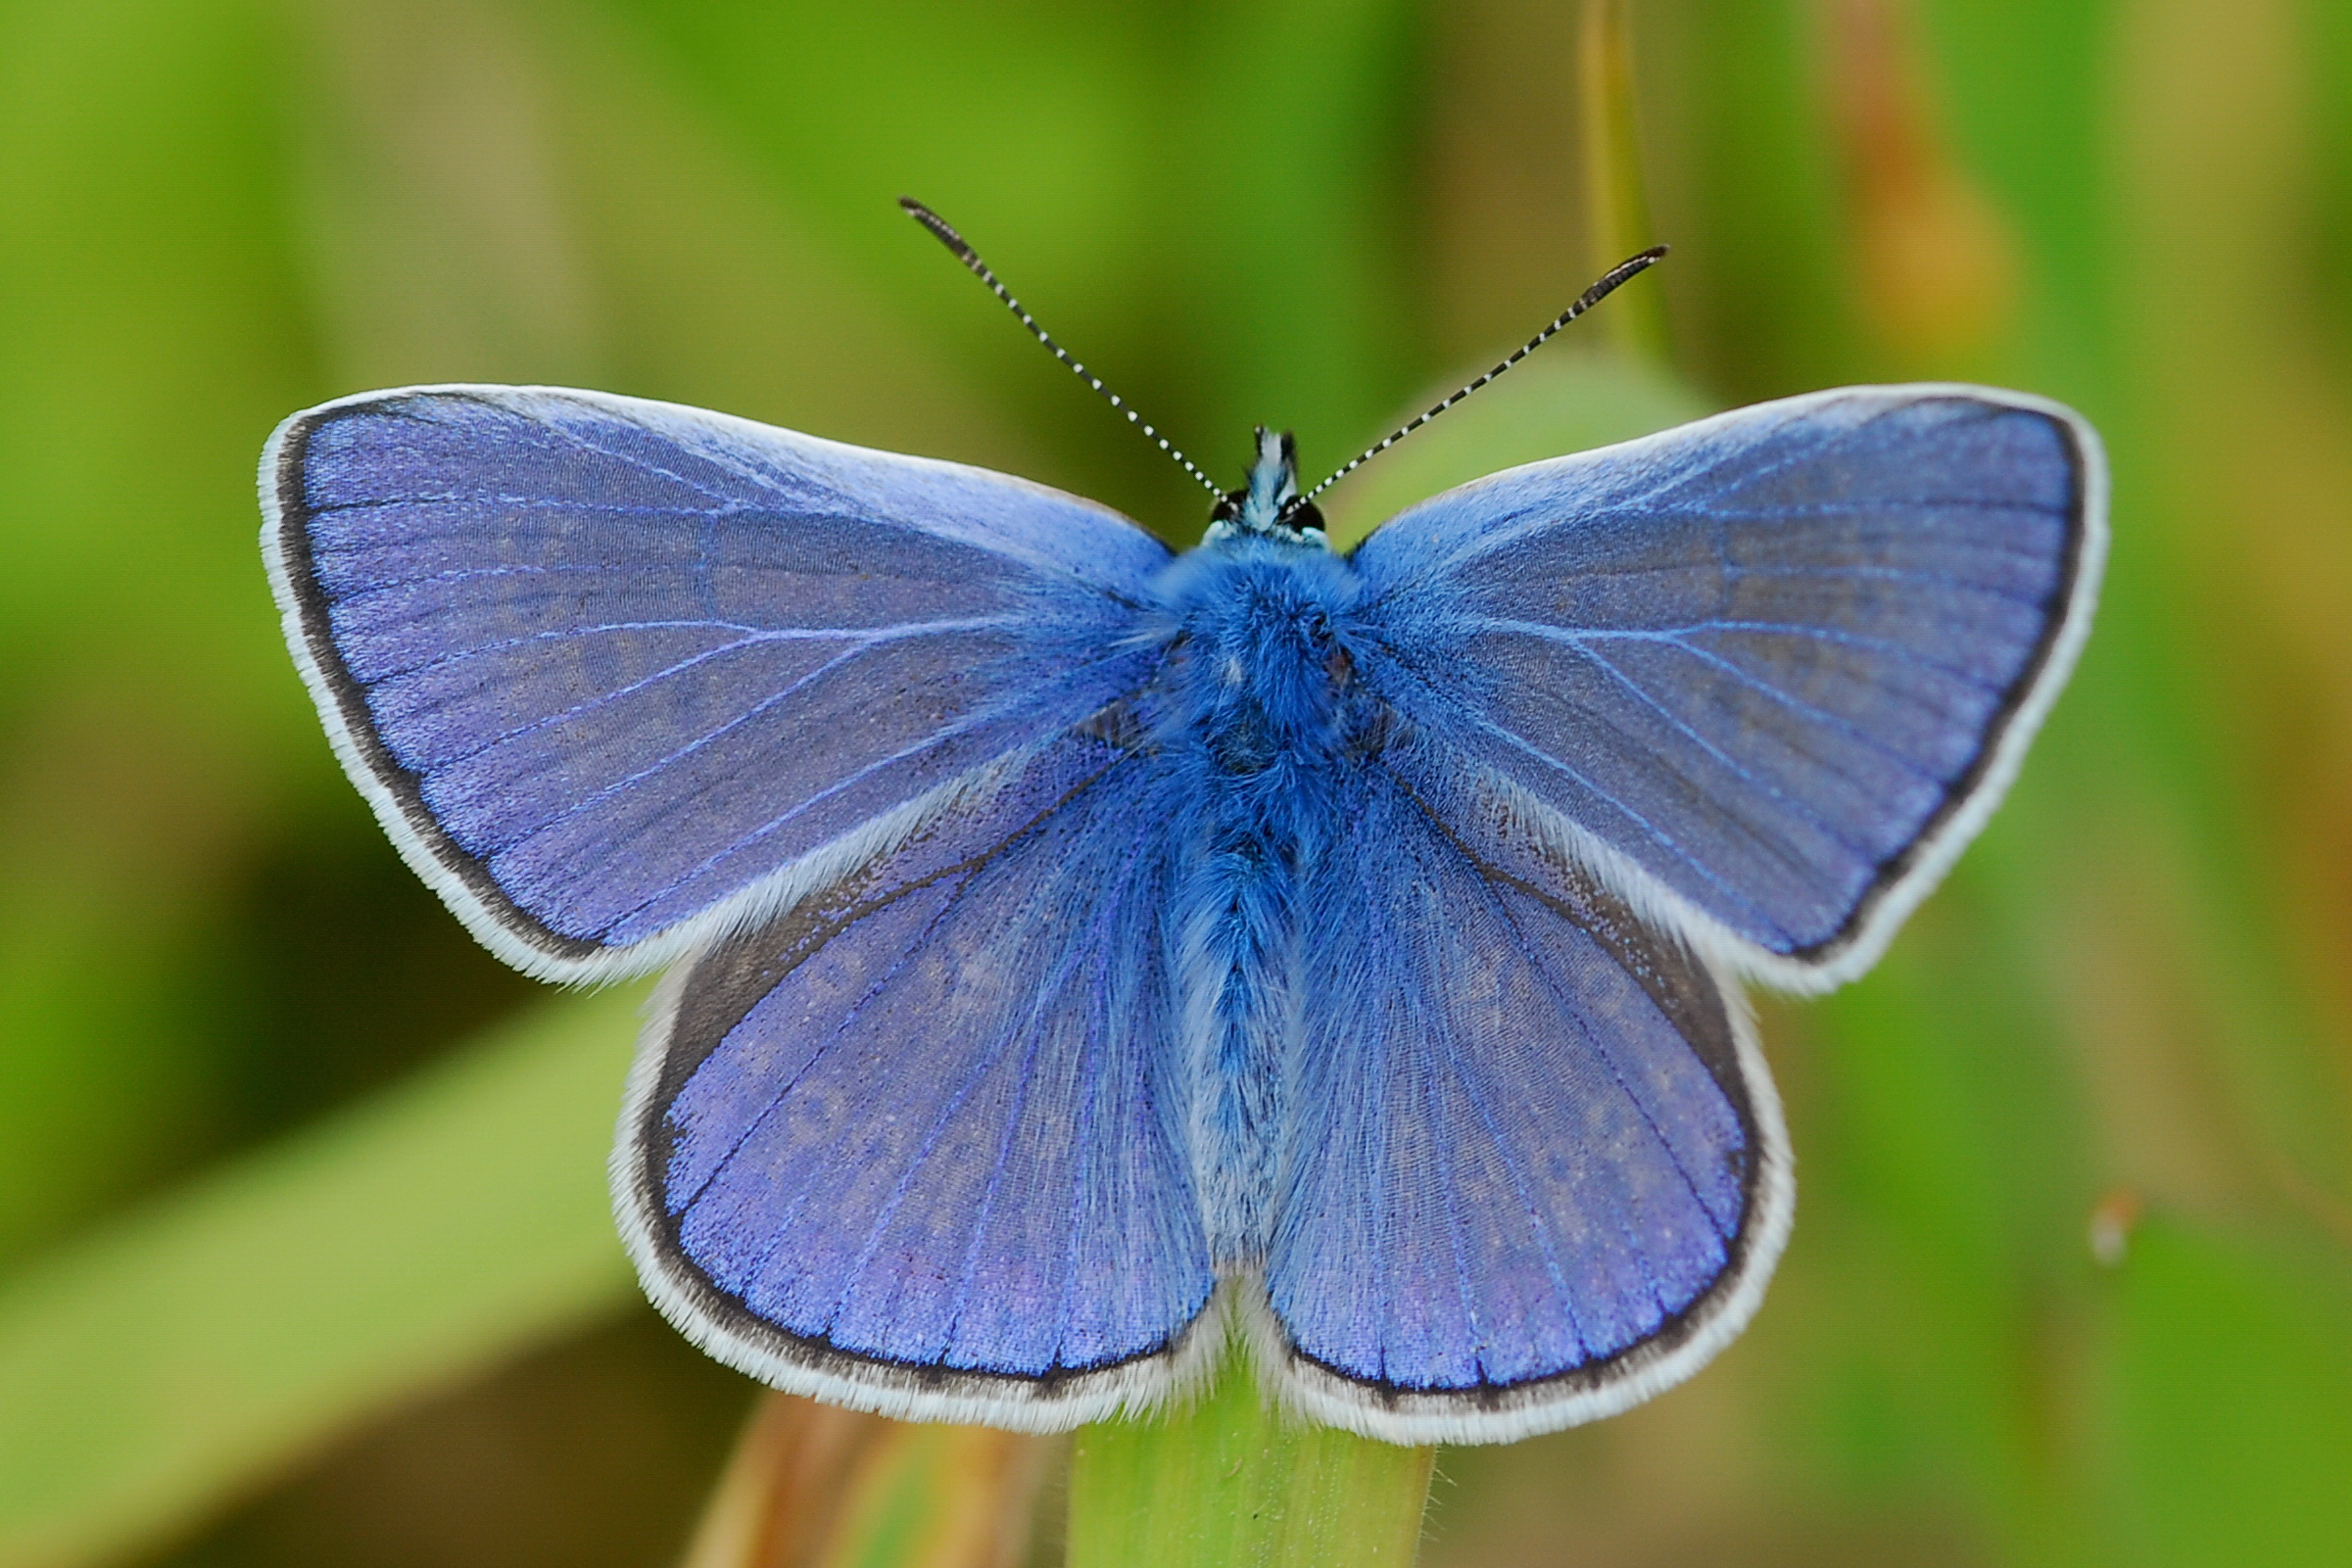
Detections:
[0, 0, 2348, 1564]
[0, 987, 642, 1567]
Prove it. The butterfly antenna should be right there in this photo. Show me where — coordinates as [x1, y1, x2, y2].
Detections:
[900, 198, 1224, 502]
[1301, 246, 1670, 504]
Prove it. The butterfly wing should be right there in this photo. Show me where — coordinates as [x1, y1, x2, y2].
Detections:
[1348, 385, 2105, 984]
[615, 727, 1216, 1428]
[1263, 743, 1790, 1444]
[263, 385, 1171, 980]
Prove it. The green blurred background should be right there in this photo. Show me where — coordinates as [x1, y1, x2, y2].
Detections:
[2, 0, 2349, 1562]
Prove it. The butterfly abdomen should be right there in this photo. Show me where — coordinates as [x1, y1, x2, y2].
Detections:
[1154, 537, 1373, 1263]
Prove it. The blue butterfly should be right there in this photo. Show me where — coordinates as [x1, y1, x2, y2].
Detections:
[259, 203, 2104, 1446]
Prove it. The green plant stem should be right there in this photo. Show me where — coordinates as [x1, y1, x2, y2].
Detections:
[1579, 0, 1670, 363]
[1066, 1358, 1434, 1568]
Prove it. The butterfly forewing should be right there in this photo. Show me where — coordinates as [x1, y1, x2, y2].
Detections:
[618, 730, 1217, 1428]
[263, 386, 1171, 979]
[1350, 386, 2104, 983]
[1266, 743, 1789, 1444]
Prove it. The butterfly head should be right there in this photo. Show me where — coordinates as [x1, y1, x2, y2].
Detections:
[1207, 427, 1327, 546]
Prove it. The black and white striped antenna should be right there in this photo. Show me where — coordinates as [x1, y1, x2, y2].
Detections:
[901, 198, 1224, 503]
[1300, 245, 1669, 505]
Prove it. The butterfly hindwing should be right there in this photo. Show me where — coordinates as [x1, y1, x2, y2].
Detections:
[1264, 742, 1791, 1444]
[1349, 385, 2105, 983]
[263, 385, 1172, 980]
[615, 729, 1218, 1430]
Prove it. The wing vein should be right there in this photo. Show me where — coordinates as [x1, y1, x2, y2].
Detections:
[587, 643, 1160, 936]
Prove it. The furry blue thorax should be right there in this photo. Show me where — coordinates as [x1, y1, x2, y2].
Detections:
[1153, 535, 1367, 784]
[1148, 531, 1369, 1264]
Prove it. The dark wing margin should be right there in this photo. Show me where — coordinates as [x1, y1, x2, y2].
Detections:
[612, 735, 1219, 1430]
[1258, 748, 1792, 1446]
[262, 399, 583, 965]
[1349, 384, 2107, 989]
[261, 384, 1171, 983]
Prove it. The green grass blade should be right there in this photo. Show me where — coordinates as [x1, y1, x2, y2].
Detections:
[1067, 1361, 1432, 1568]
[1578, 0, 1671, 361]
[0, 986, 646, 1568]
